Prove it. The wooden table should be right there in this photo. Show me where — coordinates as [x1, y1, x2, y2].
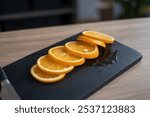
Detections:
[0, 18, 150, 99]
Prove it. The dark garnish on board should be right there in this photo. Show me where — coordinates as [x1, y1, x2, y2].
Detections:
[85, 44, 119, 67]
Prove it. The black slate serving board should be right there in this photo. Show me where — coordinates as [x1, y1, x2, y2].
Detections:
[3, 32, 142, 100]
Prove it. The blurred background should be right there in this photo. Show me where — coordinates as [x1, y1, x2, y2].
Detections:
[0, 0, 150, 32]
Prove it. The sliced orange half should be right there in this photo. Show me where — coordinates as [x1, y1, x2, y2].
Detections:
[82, 31, 115, 44]
[48, 46, 85, 66]
[31, 65, 66, 83]
[37, 55, 74, 75]
[77, 36, 106, 48]
[65, 41, 99, 59]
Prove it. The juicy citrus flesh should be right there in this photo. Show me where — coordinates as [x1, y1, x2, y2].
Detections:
[31, 65, 66, 83]
[48, 46, 85, 66]
[65, 41, 99, 59]
[82, 31, 115, 44]
[37, 55, 74, 75]
[77, 36, 106, 48]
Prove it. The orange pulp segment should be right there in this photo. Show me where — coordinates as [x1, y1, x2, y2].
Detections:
[37, 55, 74, 75]
[65, 41, 99, 59]
[77, 36, 106, 48]
[30, 65, 66, 83]
[82, 31, 115, 44]
[48, 46, 85, 66]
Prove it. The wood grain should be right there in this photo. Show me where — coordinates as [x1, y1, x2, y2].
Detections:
[0, 17, 150, 99]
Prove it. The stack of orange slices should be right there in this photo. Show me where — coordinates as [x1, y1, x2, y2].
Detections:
[30, 31, 115, 83]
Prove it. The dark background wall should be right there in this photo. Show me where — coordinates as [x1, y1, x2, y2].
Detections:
[0, 0, 75, 31]
[0, 0, 150, 32]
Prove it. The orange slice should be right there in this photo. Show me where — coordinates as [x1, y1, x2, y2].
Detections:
[31, 65, 66, 83]
[82, 31, 115, 44]
[37, 55, 74, 75]
[65, 41, 99, 59]
[48, 46, 85, 66]
[77, 36, 106, 48]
